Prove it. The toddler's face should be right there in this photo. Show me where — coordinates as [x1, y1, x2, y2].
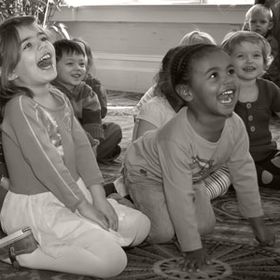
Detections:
[249, 11, 272, 37]
[55, 52, 86, 90]
[230, 41, 265, 81]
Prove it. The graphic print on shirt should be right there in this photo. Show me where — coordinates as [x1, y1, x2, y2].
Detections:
[190, 155, 215, 183]
[36, 106, 64, 157]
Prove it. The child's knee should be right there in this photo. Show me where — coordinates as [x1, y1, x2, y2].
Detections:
[130, 212, 151, 246]
[96, 248, 127, 278]
[148, 224, 175, 244]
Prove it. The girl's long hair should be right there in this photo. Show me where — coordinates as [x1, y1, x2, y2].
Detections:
[0, 16, 36, 111]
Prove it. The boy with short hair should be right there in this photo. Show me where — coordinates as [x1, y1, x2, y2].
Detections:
[52, 39, 122, 164]
[52, 39, 104, 153]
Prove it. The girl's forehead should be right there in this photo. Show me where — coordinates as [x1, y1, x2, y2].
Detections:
[192, 50, 230, 69]
[16, 23, 44, 39]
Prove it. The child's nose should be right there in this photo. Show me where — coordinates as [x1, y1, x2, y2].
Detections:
[38, 39, 47, 50]
[246, 55, 253, 63]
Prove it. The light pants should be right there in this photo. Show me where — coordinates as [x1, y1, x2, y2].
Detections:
[124, 166, 216, 245]
[0, 179, 151, 278]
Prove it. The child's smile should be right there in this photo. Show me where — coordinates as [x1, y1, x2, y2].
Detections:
[37, 53, 53, 70]
[55, 53, 86, 90]
[217, 89, 235, 105]
[231, 42, 264, 81]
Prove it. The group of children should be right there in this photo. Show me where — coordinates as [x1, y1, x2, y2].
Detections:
[0, 1, 279, 277]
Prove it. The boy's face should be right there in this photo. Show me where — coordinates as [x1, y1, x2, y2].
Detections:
[55, 51, 86, 90]
[249, 11, 272, 37]
[230, 41, 264, 81]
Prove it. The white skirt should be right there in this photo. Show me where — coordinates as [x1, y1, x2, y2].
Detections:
[0, 178, 138, 258]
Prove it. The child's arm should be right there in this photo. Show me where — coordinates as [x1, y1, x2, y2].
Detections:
[158, 139, 212, 269]
[88, 184, 118, 231]
[249, 216, 275, 246]
[157, 139, 203, 252]
[3, 96, 85, 211]
[71, 109, 118, 230]
[81, 87, 105, 142]
[85, 76, 108, 119]
[228, 116, 275, 246]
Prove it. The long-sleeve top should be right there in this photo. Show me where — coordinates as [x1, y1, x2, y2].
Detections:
[85, 74, 108, 119]
[1, 86, 104, 212]
[234, 78, 280, 162]
[125, 107, 263, 251]
[52, 80, 104, 141]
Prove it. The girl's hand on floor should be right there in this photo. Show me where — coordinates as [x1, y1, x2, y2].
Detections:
[254, 226, 275, 247]
[182, 248, 211, 272]
[249, 216, 276, 247]
[77, 199, 109, 230]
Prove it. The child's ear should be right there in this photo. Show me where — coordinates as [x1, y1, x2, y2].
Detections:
[8, 71, 18, 81]
[268, 21, 273, 31]
[176, 84, 193, 102]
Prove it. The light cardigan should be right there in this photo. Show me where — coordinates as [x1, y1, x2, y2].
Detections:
[1, 87, 104, 212]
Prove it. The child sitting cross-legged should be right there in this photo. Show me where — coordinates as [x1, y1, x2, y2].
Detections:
[51, 39, 104, 157]
[124, 44, 275, 271]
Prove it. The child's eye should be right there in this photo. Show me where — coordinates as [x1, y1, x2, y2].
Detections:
[40, 35, 48, 42]
[23, 42, 32, 50]
[79, 63, 85, 68]
[209, 72, 218, 79]
[66, 62, 74, 66]
[228, 68, 235, 75]
[253, 53, 262, 58]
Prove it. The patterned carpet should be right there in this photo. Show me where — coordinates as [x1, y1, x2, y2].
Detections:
[2, 91, 280, 280]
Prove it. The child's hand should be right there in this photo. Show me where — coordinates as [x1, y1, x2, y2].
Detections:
[249, 216, 276, 247]
[182, 248, 211, 272]
[77, 199, 109, 230]
[0, 176, 10, 190]
[88, 184, 119, 231]
[95, 198, 119, 231]
[254, 226, 275, 246]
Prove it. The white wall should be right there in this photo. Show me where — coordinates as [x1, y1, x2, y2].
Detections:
[53, 4, 250, 93]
